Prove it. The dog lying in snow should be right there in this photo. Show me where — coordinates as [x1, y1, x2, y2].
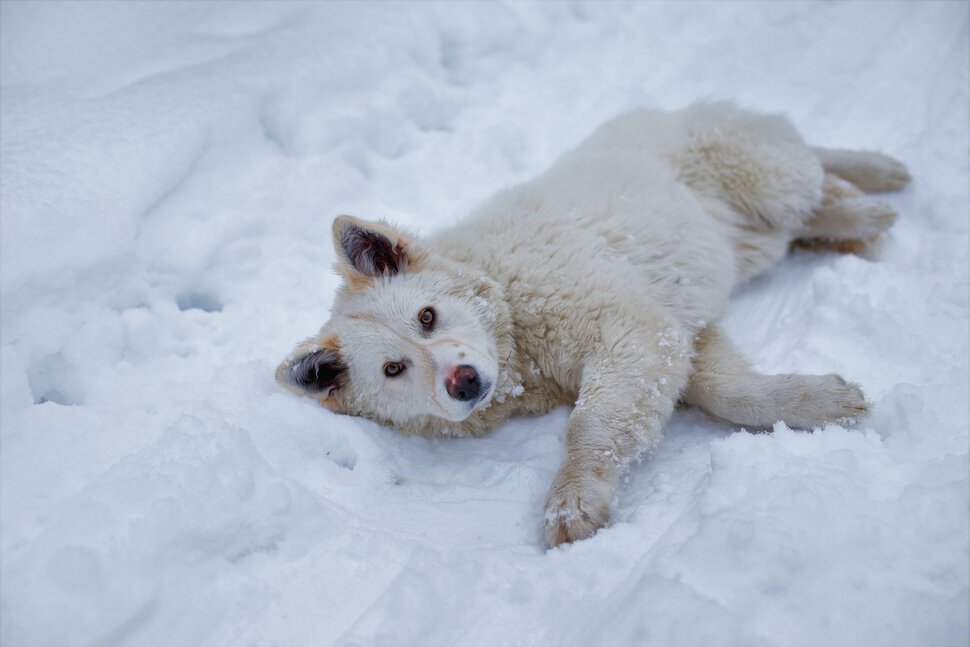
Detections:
[276, 103, 909, 547]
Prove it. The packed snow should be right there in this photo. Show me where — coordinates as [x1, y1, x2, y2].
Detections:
[1, 2, 967, 646]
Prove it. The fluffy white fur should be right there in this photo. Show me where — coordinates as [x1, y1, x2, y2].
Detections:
[277, 102, 909, 547]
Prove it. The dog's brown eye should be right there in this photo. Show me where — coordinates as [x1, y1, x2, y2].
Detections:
[384, 362, 405, 377]
[419, 307, 435, 331]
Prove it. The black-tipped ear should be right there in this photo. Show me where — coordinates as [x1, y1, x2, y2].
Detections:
[332, 215, 411, 278]
[290, 350, 345, 394]
[276, 343, 346, 399]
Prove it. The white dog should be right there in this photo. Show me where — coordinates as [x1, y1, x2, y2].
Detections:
[276, 103, 909, 547]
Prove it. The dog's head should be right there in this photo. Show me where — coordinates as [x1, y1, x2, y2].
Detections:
[276, 216, 509, 434]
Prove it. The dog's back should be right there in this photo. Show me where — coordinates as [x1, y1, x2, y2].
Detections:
[432, 103, 823, 350]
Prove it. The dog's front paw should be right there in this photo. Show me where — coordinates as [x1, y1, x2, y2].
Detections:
[784, 374, 869, 428]
[818, 374, 870, 425]
[543, 470, 613, 548]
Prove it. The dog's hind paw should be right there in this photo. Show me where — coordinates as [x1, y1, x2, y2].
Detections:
[848, 152, 911, 193]
[818, 149, 912, 193]
[843, 199, 899, 237]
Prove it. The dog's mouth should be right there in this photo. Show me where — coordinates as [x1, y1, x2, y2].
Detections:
[471, 378, 494, 409]
[446, 379, 493, 421]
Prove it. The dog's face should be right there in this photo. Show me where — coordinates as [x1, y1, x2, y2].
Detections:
[277, 216, 502, 431]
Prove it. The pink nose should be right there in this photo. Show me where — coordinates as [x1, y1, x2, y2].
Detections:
[446, 365, 481, 402]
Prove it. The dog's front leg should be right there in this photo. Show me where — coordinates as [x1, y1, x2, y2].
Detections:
[544, 324, 693, 547]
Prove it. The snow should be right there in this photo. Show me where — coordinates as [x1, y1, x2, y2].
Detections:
[1, 2, 967, 646]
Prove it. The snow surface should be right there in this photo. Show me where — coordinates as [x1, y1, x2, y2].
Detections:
[1, 2, 968, 646]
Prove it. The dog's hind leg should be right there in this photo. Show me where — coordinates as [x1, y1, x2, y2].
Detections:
[795, 173, 899, 251]
[683, 326, 868, 429]
[813, 147, 911, 193]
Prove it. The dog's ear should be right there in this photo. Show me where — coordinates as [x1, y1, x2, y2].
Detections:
[276, 335, 348, 411]
[332, 215, 424, 280]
